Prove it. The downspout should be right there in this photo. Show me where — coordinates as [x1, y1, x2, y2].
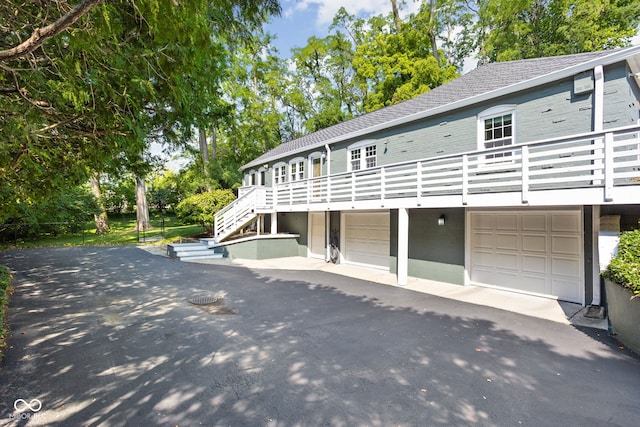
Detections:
[592, 65, 604, 306]
[594, 65, 604, 132]
[325, 144, 331, 262]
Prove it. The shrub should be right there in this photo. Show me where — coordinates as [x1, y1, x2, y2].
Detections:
[602, 228, 640, 296]
[175, 190, 236, 232]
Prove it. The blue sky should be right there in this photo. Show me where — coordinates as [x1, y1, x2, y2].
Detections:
[265, 0, 421, 57]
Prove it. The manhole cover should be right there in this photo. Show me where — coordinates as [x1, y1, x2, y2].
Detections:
[188, 296, 220, 306]
[187, 295, 236, 315]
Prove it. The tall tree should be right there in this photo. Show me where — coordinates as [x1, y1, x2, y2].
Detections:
[288, 31, 365, 133]
[0, 0, 281, 223]
[342, 4, 459, 111]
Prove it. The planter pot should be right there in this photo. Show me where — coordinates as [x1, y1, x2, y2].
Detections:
[605, 278, 640, 354]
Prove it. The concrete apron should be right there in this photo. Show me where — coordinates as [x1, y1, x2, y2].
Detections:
[143, 247, 607, 329]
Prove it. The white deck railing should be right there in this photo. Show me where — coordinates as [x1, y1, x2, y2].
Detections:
[273, 125, 640, 208]
[216, 125, 640, 237]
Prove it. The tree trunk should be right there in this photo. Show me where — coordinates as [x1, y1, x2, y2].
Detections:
[199, 127, 209, 173]
[390, 0, 402, 33]
[90, 173, 110, 234]
[211, 126, 217, 160]
[428, 0, 440, 63]
[135, 175, 150, 231]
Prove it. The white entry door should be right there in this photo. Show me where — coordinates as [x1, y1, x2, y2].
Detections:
[343, 212, 390, 269]
[308, 212, 325, 258]
[469, 210, 583, 303]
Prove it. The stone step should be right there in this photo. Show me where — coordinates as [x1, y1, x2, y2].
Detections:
[199, 238, 218, 246]
[167, 241, 226, 260]
[174, 249, 215, 257]
[178, 252, 225, 261]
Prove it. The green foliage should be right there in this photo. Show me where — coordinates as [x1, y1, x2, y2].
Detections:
[603, 228, 640, 295]
[175, 190, 236, 230]
[0, 264, 11, 361]
[102, 179, 136, 215]
[148, 171, 180, 212]
[476, 0, 640, 62]
[0, 185, 101, 241]
[12, 186, 100, 225]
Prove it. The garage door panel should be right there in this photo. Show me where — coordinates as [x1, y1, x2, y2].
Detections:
[493, 271, 520, 287]
[473, 214, 495, 229]
[470, 210, 583, 303]
[552, 214, 581, 233]
[496, 234, 518, 250]
[472, 269, 496, 285]
[472, 250, 495, 267]
[522, 255, 547, 274]
[474, 232, 494, 249]
[496, 215, 518, 230]
[552, 278, 581, 303]
[522, 214, 546, 231]
[551, 257, 581, 277]
[496, 252, 518, 271]
[522, 234, 547, 252]
[520, 274, 548, 293]
[551, 236, 580, 255]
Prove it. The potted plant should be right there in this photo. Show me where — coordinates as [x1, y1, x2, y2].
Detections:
[602, 228, 640, 354]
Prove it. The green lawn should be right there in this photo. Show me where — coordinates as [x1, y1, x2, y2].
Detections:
[0, 214, 207, 249]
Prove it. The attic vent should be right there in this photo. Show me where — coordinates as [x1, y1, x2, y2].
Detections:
[574, 71, 594, 95]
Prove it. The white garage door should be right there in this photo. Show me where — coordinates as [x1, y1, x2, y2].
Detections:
[470, 210, 583, 303]
[343, 212, 390, 269]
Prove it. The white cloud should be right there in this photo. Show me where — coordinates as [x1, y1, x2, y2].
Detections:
[287, 0, 421, 28]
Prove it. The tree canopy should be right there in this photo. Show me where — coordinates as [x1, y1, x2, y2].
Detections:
[0, 0, 280, 222]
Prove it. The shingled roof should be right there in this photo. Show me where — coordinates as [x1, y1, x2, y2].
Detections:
[242, 47, 640, 170]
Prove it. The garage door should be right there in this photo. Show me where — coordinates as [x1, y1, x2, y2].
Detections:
[308, 212, 325, 258]
[343, 212, 390, 269]
[469, 210, 583, 303]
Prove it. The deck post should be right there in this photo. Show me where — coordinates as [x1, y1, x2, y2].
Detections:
[271, 212, 278, 235]
[397, 208, 409, 286]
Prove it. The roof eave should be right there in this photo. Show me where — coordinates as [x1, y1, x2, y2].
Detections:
[241, 46, 640, 171]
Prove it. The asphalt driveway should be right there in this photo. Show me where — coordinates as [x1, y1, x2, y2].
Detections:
[0, 247, 639, 426]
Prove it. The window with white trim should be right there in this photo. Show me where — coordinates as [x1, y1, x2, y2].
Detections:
[478, 106, 515, 161]
[349, 142, 377, 171]
[290, 159, 304, 181]
[274, 165, 286, 184]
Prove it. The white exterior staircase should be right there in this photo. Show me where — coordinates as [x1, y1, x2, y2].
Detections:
[214, 187, 273, 242]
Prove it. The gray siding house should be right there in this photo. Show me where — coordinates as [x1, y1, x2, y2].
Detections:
[212, 47, 640, 306]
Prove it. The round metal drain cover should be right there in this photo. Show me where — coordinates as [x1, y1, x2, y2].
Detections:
[188, 296, 220, 306]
